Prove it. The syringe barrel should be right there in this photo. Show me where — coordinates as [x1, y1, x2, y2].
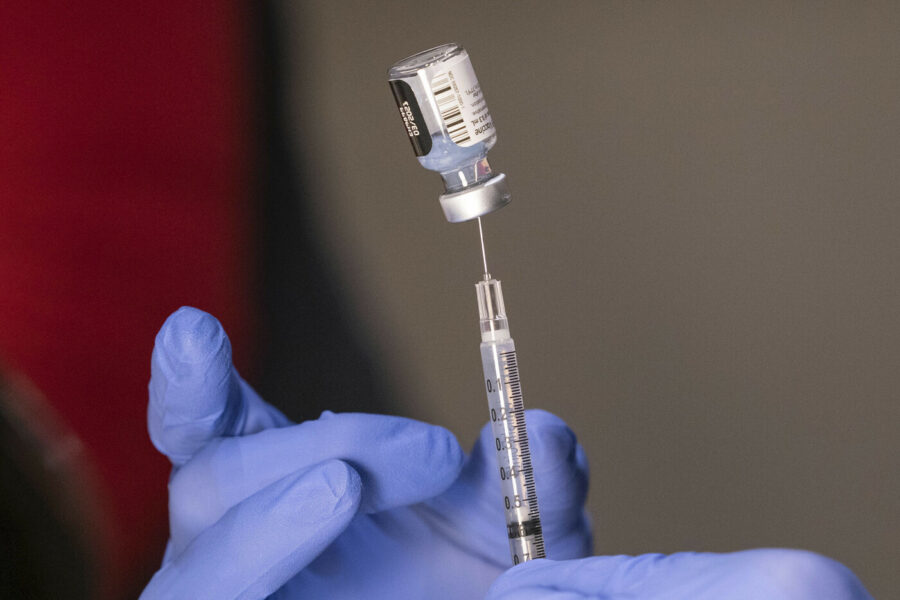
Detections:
[476, 277, 546, 564]
[479, 336, 546, 564]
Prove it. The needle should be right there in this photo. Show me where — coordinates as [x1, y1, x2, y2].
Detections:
[477, 217, 490, 279]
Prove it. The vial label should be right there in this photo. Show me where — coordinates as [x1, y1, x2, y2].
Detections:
[429, 55, 494, 148]
[389, 80, 433, 156]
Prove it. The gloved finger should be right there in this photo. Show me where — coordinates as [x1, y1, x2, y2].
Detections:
[486, 551, 874, 600]
[141, 459, 361, 600]
[148, 306, 291, 466]
[491, 591, 589, 600]
[168, 411, 464, 556]
[525, 410, 590, 556]
[427, 410, 591, 564]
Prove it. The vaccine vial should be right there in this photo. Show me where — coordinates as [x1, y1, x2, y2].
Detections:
[389, 43, 510, 223]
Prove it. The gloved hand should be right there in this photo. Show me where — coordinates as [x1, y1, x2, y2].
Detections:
[140, 307, 591, 600]
[486, 550, 874, 600]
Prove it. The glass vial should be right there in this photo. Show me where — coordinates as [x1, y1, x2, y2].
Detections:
[389, 43, 510, 223]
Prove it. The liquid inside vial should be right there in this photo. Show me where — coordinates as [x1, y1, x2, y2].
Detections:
[389, 43, 498, 193]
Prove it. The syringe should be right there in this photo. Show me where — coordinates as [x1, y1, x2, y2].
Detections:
[475, 219, 546, 564]
[388, 43, 545, 565]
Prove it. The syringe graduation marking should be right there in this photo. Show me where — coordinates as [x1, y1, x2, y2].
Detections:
[500, 350, 544, 548]
[483, 339, 546, 563]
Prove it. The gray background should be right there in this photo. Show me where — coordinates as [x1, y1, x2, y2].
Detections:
[278, 2, 898, 596]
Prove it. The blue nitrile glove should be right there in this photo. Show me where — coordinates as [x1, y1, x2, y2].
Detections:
[485, 550, 874, 600]
[140, 307, 591, 600]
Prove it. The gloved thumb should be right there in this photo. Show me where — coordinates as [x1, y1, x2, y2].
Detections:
[428, 410, 591, 564]
[148, 306, 290, 466]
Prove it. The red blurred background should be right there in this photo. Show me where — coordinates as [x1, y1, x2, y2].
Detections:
[2, 1, 389, 591]
[2, 2, 258, 595]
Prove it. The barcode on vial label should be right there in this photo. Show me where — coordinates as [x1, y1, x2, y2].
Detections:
[431, 72, 471, 145]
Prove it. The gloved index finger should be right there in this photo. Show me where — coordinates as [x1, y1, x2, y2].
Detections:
[168, 412, 464, 557]
[148, 307, 290, 466]
[141, 459, 362, 600]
